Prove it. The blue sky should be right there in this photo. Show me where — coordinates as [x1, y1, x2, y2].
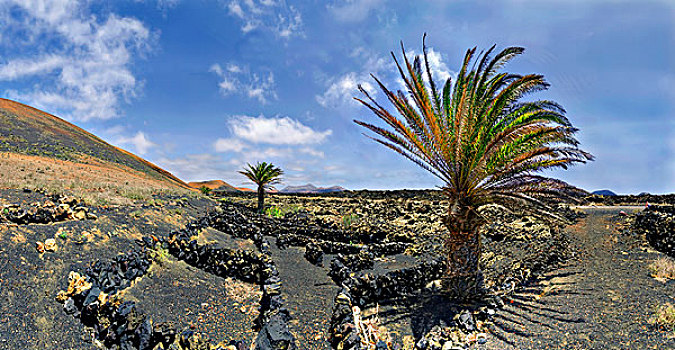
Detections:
[0, 0, 673, 193]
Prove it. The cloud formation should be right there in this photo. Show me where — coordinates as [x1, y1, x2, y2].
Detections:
[156, 153, 228, 182]
[115, 131, 157, 155]
[225, 0, 303, 39]
[316, 46, 454, 110]
[209, 115, 331, 181]
[210, 63, 277, 104]
[0, 0, 153, 121]
[229, 115, 332, 145]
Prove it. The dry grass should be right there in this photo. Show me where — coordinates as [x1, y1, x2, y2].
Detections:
[649, 257, 675, 282]
[0, 152, 197, 205]
[650, 303, 675, 333]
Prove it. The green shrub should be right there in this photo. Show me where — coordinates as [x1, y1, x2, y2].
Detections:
[265, 206, 283, 218]
[199, 186, 212, 195]
[149, 246, 170, 266]
[342, 214, 360, 229]
[264, 205, 302, 219]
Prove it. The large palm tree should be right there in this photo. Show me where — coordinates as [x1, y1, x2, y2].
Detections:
[239, 162, 284, 213]
[354, 35, 593, 299]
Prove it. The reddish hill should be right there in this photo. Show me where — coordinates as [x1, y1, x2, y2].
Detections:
[0, 98, 189, 191]
[188, 180, 237, 191]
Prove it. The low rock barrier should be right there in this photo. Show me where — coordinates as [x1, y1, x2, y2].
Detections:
[633, 205, 675, 257]
[56, 203, 298, 350]
[1, 194, 96, 224]
[328, 257, 445, 349]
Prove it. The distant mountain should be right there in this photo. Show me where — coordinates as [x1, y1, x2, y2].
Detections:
[280, 183, 345, 194]
[592, 189, 617, 196]
[0, 98, 189, 190]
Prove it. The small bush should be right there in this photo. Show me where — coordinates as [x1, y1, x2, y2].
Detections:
[342, 214, 360, 229]
[649, 257, 675, 281]
[199, 186, 212, 195]
[264, 205, 302, 219]
[265, 206, 283, 218]
[149, 246, 170, 266]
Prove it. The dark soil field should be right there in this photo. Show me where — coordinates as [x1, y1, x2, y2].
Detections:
[0, 189, 673, 350]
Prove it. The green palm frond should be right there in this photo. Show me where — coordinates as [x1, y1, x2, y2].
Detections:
[354, 35, 593, 213]
[238, 162, 284, 190]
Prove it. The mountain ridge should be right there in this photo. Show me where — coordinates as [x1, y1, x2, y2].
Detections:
[280, 183, 345, 193]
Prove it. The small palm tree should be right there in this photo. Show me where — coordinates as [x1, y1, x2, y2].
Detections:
[354, 35, 592, 299]
[239, 162, 284, 213]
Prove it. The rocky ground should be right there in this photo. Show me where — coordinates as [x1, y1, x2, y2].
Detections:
[0, 189, 213, 349]
[0, 189, 673, 349]
[479, 207, 675, 349]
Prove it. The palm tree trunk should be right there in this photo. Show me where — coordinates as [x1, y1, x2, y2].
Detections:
[257, 185, 265, 213]
[442, 201, 484, 300]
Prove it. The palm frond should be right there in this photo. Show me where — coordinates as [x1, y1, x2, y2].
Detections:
[354, 35, 593, 213]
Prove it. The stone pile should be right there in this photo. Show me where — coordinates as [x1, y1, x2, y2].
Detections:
[633, 205, 675, 257]
[202, 202, 409, 266]
[304, 242, 324, 266]
[161, 230, 269, 284]
[55, 251, 180, 349]
[1, 194, 95, 225]
[155, 219, 297, 350]
[329, 258, 445, 349]
[180, 208, 297, 350]
[277, 233, 408, 257]
[330, 259, 445, 306]
[334, 250, 374, 271]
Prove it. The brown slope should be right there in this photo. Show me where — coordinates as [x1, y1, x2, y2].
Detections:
[0, 98, 189, 190]
[188, 180, 237, 191]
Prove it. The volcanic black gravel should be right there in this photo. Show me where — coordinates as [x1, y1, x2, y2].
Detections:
[267, 238, 338, 350]
[125, 257, 261, 345]
[479, 207, 675, 349]
[0, 189, 211, 349]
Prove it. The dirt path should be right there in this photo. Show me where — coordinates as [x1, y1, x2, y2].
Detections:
[267, 240, 337, 350]
[482, 207, 675, 349]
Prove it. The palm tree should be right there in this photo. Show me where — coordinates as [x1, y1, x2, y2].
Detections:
[239, 162, 284, 213]
[354, 35, 593, 299]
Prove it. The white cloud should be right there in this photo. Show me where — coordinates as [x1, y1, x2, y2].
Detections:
[210, 63, 277, 104]
[316, 72, 375, 108]
[316, 47, 388, 109]
[0, 55, 66, 79]
[134, 0, 180, 11]
[317, 46, 455, 110]
[328, 0, 385, 23]
[208, 114, 330, 173]
[0, 0, 153, 121]
[224, 0, 303, 39]
[116, 131, 157, 155]
[421, 48, 453, 83]
[230, 115, 332, 145]
[213, 138, 246, 152]
[155, 154, 228, 182]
